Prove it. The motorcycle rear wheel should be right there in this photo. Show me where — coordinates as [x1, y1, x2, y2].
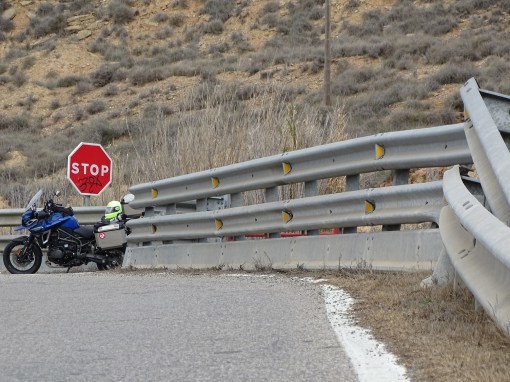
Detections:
[97, 251, 123, 271]
[3, 241, 43, 274]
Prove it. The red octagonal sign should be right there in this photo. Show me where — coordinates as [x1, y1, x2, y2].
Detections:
[67, 142, 112, 196]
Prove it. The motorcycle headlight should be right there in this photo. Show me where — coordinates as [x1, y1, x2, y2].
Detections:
[21, 211, 35, 226]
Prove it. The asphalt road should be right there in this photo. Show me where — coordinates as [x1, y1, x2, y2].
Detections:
[0, 272, 357, 382]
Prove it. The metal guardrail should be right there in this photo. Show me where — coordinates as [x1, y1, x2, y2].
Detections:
[127, 181, 444, 242]
[129, 124, 471, 209]
[460, 78, 510, 225]
[437, 78, 510, 335]
[124, 122, 466, 273]
[441, 166, 510, 334]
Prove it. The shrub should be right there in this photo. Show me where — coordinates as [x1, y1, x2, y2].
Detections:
[129, 65, 168, 85]
[91, 64, 121, 87]
[10, 113, 32, 131]
[199, 0, 234, 22]
[0, 15, 14, 32]
[28, 2, 66, 38]
[103, 84, 119, 97]
[73, 80, 94, 95]
[11, 71, 27, 87]
[152, 12, 169, 23]
[429, 63, 480, 85]
[108, 0, 136, 24]
[168, 13, 185, 27]
[0, 113, 11, 130]
[49, 99, 60, 110]
[86, 100, 107, 115]
[202, 19, 224, 35]
[231, 32, 252, 52]
[261, 2, 280, 15]
[155, 26, 173, 39]
[171, 0, 188, 8]
[74, 107, 86, 121]
[22, 56, 36, 70]
[208, 42, 229, 54]
[56, 75, 84, 88]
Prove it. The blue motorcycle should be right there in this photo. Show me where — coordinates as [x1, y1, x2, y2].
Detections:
[3, 190, 125, 274]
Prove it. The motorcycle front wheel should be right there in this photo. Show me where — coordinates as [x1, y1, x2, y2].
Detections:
[3, 241, 43, 274]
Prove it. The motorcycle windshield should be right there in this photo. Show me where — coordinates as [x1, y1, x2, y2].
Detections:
[25, 190, 43, 210]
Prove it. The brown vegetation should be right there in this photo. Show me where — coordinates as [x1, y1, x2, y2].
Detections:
[0, 0, 509, 207]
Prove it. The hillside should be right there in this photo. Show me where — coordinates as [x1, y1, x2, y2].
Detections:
[0, 0, 509, 206]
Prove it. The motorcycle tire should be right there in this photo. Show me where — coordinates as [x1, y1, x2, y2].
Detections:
[3, 241, 43, 274]
[97, 252, 123, 271]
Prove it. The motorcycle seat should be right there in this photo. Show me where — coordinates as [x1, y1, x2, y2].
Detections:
[74, 226, 95, 239]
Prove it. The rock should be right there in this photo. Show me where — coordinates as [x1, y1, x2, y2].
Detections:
[20, 1, 32, 6]
[2, 8, 16, 20]
[76, 30, 92, 40]
[65, 25, 83, 33]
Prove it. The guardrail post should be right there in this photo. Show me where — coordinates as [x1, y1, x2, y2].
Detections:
[382, 169, 409, 231]
[162, 204, 177, 244]
[343, 175, 359, 233]
[144, 207, 155, 217]
[196, 199, 208, 242]
[141, 207, 155, 246]
[305, 180, 319, 236]
[231, 193, 245, 241]
[265, 187, 281, 238]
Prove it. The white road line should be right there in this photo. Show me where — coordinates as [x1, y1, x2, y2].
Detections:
[322, 284, 409, 382]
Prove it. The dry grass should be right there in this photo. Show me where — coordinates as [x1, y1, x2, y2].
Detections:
[325, 270, 510, 382]
[124, 83, 347, 205]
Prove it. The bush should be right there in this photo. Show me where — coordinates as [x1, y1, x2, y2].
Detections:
[208, 42, 230, 55]
[152, 12, 169, 23]
[168, 13, 185, 27]
[56, 75, 84, 88]
[199, 0, 234, 22]
[91, 64, 121, 87]
[429, 63, 480, 85]
[129, 65, 168, 85]
[103, 84, 119, 97]
[73, 80, 94, 95]
[108, 0, 136, 24]
[202, 19, 224, 35]
[0, 16, 14, 33]
[171, 0, 188, 8]
[86, 100, 107, 115]
[49, 99, 60, 110]
[11, 71, 27, 87]
[260, 2, 280, 15]
[155, 26, 173, 39]
[28, 3, 67, 38]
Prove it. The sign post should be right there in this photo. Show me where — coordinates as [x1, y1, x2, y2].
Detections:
[67, 143, 113, 201]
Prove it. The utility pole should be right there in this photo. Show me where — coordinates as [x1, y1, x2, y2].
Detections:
[324, 0, 332, 108]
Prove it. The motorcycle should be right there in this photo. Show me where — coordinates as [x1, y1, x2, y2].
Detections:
[3, 190, 126, 274]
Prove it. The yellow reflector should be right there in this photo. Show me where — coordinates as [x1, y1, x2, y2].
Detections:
[211, 177, 220, 189]
[151, 224, 157, 234]
[215, 219, 223, 230]
[464, 110, 469, 120]
[282, 210, 293, 223]
[375, 144, 385, 160]
[365, 200, 375, 214]
[151, 188, 158, 198]
[282, 162, 292, 175]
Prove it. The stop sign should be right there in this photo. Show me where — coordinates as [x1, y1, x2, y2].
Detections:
[67, 142, 112, 196]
